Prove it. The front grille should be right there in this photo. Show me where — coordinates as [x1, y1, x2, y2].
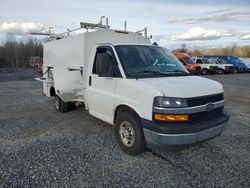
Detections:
[187, 93, 224, 107]
[189, 107, 224, 123]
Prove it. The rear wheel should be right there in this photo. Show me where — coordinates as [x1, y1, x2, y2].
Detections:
[55, 95, 68, 113]
[115, 111, 146, 155]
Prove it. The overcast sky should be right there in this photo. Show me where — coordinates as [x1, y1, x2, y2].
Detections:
[0, 0, 250, 49]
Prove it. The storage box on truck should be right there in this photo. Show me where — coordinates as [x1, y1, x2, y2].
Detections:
[41, 21, 229, 155]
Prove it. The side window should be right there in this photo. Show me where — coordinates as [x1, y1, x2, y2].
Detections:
[197, 59, 203, 64]
[92, 47, 107, 74]
[92, 46, 121, 77]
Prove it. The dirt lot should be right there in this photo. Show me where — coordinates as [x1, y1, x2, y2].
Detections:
[0, 69, 249, 187]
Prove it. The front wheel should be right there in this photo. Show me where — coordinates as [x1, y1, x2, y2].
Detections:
[234, 68, 239, 73]
[202, 68, 208, 75]
[218, 68, 224, 74]
[115, 111, 146, 155]
[55, 95, 68, 113]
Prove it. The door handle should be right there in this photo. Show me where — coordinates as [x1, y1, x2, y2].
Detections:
[89, 76, 92, 86]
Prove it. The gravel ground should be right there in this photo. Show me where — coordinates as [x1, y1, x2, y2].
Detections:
[0, 69, 249, 187]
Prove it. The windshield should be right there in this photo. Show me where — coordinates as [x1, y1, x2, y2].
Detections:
[183, 57, 195, 64]
[115, 45, 189, 78]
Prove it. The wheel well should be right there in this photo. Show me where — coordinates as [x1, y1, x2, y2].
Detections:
[114, 105, 140, 124]
[50, 86, 56, 97]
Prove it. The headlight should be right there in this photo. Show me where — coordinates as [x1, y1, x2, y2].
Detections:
[153, 97, 187, 108]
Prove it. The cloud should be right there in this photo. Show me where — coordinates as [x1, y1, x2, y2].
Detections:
[171, 27, 233, 41]
[240, 34, 250, 40]
[165, 9, 250, 24]
[0, 22, 47, 35]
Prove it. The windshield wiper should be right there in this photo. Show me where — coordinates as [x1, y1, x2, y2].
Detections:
[130, 70, 170, 75]
[168, 70, 190, 75]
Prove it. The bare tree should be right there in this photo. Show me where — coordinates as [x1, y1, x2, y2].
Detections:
[0, 34, 43, 68]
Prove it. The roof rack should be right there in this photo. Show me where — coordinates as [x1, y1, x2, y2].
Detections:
[30, 16, 151, 41]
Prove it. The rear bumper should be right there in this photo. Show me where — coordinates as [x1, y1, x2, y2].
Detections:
[142, 114, 229, 146]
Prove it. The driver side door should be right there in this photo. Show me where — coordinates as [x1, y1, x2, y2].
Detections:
[85, 46, 121, 124]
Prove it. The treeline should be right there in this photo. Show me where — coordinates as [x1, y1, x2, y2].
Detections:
[174, 43, 250, 58]
[190, 46, 250, 58]
[0, 34, 43, 68]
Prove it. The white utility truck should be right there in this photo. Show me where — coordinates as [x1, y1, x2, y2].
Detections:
[192, 57, 219, 75]
[42, 21, 229, 155]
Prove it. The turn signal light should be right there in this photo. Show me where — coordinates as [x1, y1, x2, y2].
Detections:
[154, 114, 189, 121]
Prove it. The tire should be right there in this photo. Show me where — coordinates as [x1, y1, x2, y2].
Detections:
[202, 68, 208, 75]
[115, 111, 146, 155]
[54, 95, 68, 113]
[218, 69, 224, 74]
[233, 68, 239, 73]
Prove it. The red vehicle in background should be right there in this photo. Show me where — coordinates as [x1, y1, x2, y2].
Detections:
[30, 57, 43, 74]
[173, 52, 201, 74]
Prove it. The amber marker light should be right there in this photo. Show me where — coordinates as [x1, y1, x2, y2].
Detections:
[154, 114, 189, 121]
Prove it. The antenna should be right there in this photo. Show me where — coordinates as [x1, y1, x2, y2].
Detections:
[106, 18, 109, 28]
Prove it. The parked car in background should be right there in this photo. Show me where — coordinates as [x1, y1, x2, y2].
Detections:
[206, 58, 234, 74]
[172, 52, 201, 74]
[203, 55, 247, 73]
[192, 57, 219, 75]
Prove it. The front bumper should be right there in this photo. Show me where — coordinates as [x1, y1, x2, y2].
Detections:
[142, 114, 229, 146]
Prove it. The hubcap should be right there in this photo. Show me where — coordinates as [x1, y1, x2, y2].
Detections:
[119, 121, 135, 147]
[55, 96, 60, 110]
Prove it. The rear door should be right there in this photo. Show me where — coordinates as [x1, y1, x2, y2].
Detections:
[85, 45, 121, 124]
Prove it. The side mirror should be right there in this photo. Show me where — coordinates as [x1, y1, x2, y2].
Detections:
[96, 53, 113, 77]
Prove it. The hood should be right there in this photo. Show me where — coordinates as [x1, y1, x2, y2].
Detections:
[139, 76, 223, 98]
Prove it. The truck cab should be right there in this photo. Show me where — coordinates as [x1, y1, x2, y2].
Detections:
[172, 52, 201, 74]
[42, 22, 229, 155]
[192, 57, 219, 75]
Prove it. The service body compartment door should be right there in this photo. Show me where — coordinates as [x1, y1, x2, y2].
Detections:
[53, 66, 84, 102]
